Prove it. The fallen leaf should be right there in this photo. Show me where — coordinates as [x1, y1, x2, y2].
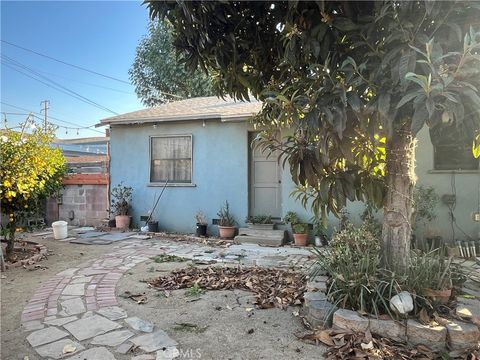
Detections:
[62, 344, 76, 354]
[360, 341, 373, 350]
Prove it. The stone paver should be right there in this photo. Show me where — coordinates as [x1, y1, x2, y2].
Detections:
[125, 317, 154, 332]
[63, 314, 122, 341]
[26, 326, 69, 347]
[96, 306, 127, 320]
[35, 339, 85, 359]
[131, 330, 178, 352]
[18, 234, 314, 359]
[65, 347, 116, 360]
[90, 329, 134, 347]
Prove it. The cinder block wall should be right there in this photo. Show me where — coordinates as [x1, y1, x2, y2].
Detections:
[57, 185, 108, 226]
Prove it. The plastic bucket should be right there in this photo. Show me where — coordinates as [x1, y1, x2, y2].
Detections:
[52, 221, 68, 240]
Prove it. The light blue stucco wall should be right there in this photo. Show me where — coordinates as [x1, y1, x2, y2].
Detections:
[110, 120, 479, 241]
[110, 120, 250, 234]
[414, 127, 480, 243]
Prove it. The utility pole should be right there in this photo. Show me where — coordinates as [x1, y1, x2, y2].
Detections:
[40, 100, 49, 131]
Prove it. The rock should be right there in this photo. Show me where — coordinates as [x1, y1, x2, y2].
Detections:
[34, 339, 84, 359]
[96, 306, 128, 321]
[306, 276, 329, 292]
[60, 298, 85, 316]
[456, 297, 480, 326]
[332, 309, 369, 333]
[125, 316, 154, 332]
[22, 320, 44, 332]
[26, 326, 69, 347]
[43, 315, 78, 326]
[446, 320, 480, 350]
[303, 291, 337, 327]
[63, 314, 122, 341]
[70, 276, 93, 284]
[369, 319, 406, 342]
[156, 347, 180, 360]
[64, 347, 116, 360]
[132, 355, 156, 360]
[62, 283, 85, 296]
[115, 341, 133, 354]
[406, 320, 447, 351]
[389, 291, 413, 315]
[131, 330, 178, 352]
[90, 329, 134, 347]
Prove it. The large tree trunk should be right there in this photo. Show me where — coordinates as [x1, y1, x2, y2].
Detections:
[382, 126, 416, 274]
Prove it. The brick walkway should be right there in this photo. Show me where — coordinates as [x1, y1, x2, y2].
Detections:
[20, 238, 314, 359]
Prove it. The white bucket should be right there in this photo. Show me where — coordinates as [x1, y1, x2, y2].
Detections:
[52, 221, 68, 240]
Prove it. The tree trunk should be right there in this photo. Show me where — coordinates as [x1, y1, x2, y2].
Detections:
[5, 219, 16, 262]
[382, 126, 416, 274]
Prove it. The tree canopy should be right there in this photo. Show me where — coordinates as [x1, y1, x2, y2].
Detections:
[146, 1, 480, 271]
[129, 21, 215, 106]
[1, 125, 66, 259]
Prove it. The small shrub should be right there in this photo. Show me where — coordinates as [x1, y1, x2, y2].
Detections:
[195, 210, 207, 225]
[151, 254, 186, 263]
[185, 283, 206, 297]
[245, 214, 272, 224]
[217, 201, 236, 227]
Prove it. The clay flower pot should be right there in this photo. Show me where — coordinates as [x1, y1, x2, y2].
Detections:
[293, 233, 308, 246]
[218, 225, 236, 239]
[424, 288, 452, 304]
[115, 215, 131, 229]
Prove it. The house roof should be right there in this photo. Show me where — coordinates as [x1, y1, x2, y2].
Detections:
[97, 96, 262, 126]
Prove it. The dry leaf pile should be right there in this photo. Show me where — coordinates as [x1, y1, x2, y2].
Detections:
[298, 328, 480, 360]
[148, 266, 306, 309]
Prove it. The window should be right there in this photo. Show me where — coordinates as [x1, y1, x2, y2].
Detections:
[150, 135, 192, 183]
[430, 126, 479, 171]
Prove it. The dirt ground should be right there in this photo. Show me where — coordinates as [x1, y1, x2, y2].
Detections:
[118, 260, 326, 360]
[1, 235, 118, 360]
[1, 235, 326, 360]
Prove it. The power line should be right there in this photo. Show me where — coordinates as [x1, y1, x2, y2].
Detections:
[1, 101, 104, 134]
[1, 39, 131, 85]
[2, 55, 119, 115]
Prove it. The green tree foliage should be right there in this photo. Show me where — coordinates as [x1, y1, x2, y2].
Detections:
[129, 21, 215, 106]
[147, 1, 480, 272]
[0, 124, 66, 260]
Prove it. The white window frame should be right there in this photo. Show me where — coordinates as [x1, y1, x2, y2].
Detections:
[149, 134, 194, 186]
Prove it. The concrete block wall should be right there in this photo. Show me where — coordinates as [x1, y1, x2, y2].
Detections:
[58, 185, 108, 227]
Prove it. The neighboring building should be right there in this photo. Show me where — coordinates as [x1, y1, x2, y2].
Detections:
[46, 137, 110, 227]
[98, 96, 479, 242]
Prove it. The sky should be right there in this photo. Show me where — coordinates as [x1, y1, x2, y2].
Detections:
[1, 0, 150, 138]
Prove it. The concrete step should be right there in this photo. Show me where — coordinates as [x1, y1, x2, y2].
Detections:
[234, 228, 286, 246]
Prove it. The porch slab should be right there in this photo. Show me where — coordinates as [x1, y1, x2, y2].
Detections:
[234, 228, 286, 246]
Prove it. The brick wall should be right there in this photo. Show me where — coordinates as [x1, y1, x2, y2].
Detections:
[56, 184, 108, 227]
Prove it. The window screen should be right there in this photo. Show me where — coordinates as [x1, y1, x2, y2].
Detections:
[150, 136, 192, 183]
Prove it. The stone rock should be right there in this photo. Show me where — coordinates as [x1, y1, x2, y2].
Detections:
[26, 326, 69, 347]
[115, 341, 133, 354]
[44, 315, 78, 326]
[22, 320, 44, 332]
[56, 268, 79, 277]
[131, 330, 178, 352]
[62, 283, 85, 296]
[156, 347, 180, 360]
[132, 355, 156, 360]
[332, 309, 369, 333]
[389, 291, 413, 315]
[60, 298, 86, 316]
[303, 291, 337, 327]
[456, 297, 480, 326]
[306, 276, 329, 292]
[369, 319, 406, 342]
[63, 314, 122, 341]
[34, 339, 84, 359]
[96, 306, 128, 321]
[125, 317, 154, 332]
[406, 320, 447, 351]
[82, 311, 95, 318]
[446, 320, 480, 350]
[90, 329, 134, 347]
[65, 347, 116, 360]
[70, 276, 92, 284]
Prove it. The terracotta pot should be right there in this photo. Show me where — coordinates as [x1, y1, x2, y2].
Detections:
[115, 215, 131, 229]
[218, 225, 236, 239]
[293, 233, 308, 246]
[424, 288, 452, 304]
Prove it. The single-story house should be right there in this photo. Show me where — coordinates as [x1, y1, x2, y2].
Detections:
[98, 96, 479, 243]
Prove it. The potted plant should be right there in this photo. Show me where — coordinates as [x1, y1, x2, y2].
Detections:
[217, 201, 236, 239]
[283, 211, 309, 246]
[111, 182, 133, 229]
[245, 214, 275, 230]
[312, 218, 327, 247]
[195, 210, 208, 237]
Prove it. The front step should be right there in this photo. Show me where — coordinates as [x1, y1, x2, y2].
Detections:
[234, 228, 286, 246]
